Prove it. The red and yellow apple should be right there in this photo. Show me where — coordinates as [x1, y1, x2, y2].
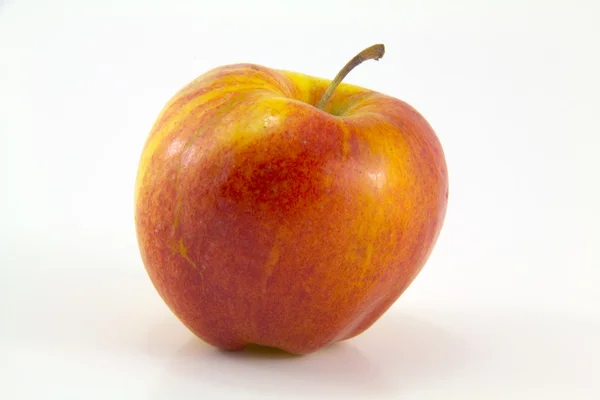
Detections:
[134, 44, 448, 354]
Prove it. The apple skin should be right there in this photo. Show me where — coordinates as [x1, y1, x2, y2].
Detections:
[134, 63, 448, 354]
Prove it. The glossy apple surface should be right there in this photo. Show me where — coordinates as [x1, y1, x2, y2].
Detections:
[134, 62, 448, 354]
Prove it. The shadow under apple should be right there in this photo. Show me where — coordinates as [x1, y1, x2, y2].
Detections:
[150, 311, 469, 398]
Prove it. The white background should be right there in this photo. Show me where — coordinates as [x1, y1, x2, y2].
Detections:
[1, 0, 599, 398]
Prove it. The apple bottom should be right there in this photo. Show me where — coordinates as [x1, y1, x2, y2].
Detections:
[191, 287, 410, 355]
[142, 244, 423, 355]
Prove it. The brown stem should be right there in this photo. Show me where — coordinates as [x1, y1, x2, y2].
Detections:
[316, 44, 385, 110]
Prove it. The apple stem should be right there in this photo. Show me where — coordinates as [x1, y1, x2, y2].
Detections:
[316, 44, 385, 111]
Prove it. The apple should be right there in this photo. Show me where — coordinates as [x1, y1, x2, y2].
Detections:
[135, 44, 448, 354]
